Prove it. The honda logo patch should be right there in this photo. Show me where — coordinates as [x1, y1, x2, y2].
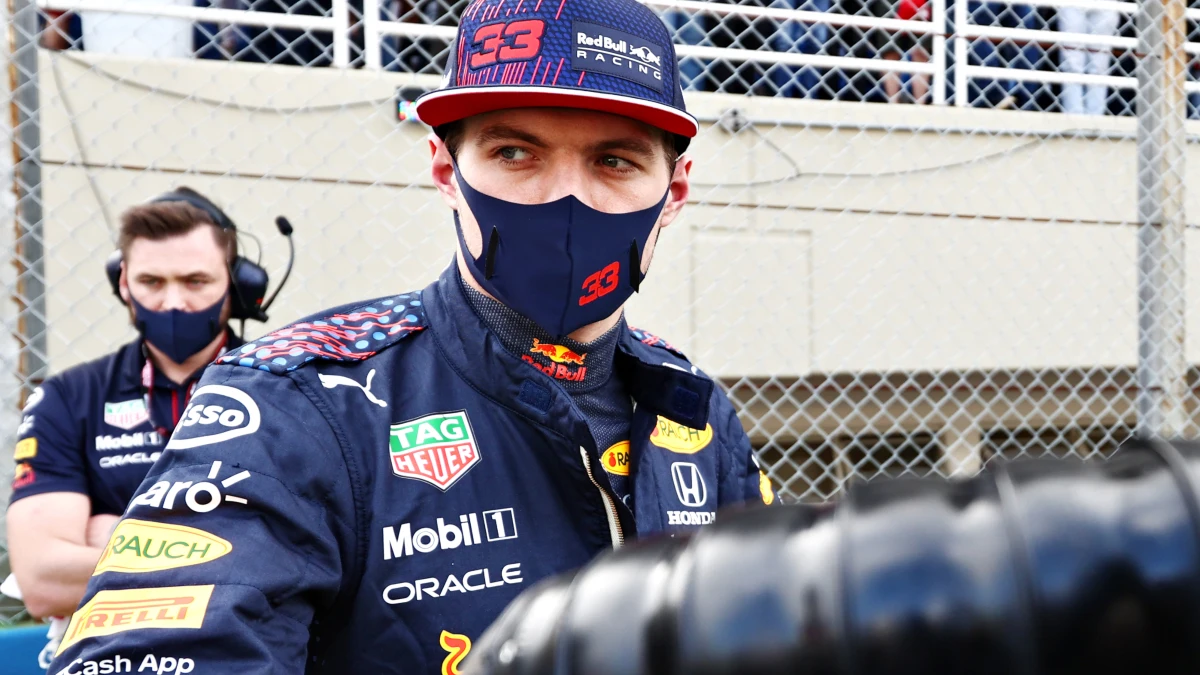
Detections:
[670, 462, 707, 508]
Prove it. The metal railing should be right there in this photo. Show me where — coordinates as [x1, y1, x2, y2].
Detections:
[363, 3, 941, 75]
[953, 0, 1200, 104]
[37, 0, 1200, 109]
[36, 0, 352, 67]
[38, 0, 1200, 109]
[33, 0, 1162, 110]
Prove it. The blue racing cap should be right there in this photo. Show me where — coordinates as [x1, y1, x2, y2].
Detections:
[415, 0, 697, 149]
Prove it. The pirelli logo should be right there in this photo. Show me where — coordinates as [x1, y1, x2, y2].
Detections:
[57, 585, 213, 655]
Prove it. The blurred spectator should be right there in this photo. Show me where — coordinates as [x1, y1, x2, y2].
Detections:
[1058, 6, 1118, 115]
[836, 0, 885, 102]
[40, 10, 78, 50]
[888, 0, 931, 103]
[965, 2, 1043, 110]
[382, 0, 424, 71]
[993, 3, 1042, 110]
[1191, 61, 1200, 121]
[707, 1, 770, 95]
[370, 0, 462, 72]
[766, 0, 832, 99]
[662, 8, 713, 90]
[196, 0, 334, 66]
[839, 0, 929, 104]
[1187, 4, 1200, 119]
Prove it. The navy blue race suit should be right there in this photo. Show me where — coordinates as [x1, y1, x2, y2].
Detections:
[47, 267, 775, 675]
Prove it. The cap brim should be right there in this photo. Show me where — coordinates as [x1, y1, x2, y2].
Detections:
[415, 86, 699, 139]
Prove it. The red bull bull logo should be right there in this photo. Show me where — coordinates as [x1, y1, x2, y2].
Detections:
[525, 339, 588, 382]
[529, 339, 586, 365]
[628, 45, 661, 67]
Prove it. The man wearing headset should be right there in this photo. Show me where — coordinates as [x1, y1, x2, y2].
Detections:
[5, 187, 249, 624]
[49, 2, 775, 673]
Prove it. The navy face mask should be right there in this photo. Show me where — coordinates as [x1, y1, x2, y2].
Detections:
[453, 163, 669, 338]
[131, 292, 227, 364]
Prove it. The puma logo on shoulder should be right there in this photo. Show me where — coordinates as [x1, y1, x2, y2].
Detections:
[317, 369, 388, 408]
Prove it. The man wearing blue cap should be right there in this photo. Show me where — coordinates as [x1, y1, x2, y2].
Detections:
[48, 1, 774, 673]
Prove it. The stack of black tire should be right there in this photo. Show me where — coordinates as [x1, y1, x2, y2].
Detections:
[467, 438, 1200, 675]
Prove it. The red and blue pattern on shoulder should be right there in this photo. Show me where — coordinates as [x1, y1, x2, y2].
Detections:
[628, 325, 687, 360]
[218, 293, 427, 374]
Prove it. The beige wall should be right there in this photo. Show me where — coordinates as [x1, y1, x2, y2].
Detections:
[35, 51, 1200, 378]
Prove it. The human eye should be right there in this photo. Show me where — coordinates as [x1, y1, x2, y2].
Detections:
[497, 146, 533, 164]
[600, 155, 638, 174]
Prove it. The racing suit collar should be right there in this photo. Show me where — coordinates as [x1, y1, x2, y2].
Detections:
[425, 264, 711, 431]
[614, 333, 713, 431]
[456, 265, 623, 394]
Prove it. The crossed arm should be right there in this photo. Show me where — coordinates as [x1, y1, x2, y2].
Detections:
[6, 492, 119, 618]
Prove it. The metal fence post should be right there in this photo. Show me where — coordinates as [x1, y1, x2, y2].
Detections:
[931, 0, 947, 105]
[2, 0, 39, 624]
[364, 0, 381, 70]
[9, 0, 46, 399]
[332, 0, 350, 67]
[1136, 0, 1189, 439]
[953, 0, 967, 107]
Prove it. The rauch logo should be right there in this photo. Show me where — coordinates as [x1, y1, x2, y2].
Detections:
[94, 519, 232, 575]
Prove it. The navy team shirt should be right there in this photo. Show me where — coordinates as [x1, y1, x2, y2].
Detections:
[9, 333, 242, 516]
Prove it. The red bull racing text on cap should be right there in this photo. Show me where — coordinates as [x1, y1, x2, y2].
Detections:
[415, 0, 698, 142]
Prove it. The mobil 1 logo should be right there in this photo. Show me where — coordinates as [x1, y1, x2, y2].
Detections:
[383, 508, 517, 560]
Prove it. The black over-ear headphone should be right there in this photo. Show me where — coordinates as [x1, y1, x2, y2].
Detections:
[106, 189, 295, 324]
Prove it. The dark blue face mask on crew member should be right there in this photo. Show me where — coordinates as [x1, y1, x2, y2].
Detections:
[131, 292, 228, 364]
[452, 163, 670, 338]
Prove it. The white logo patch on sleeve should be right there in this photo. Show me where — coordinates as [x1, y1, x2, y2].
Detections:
[166, 385, 261, 450]
[22, 386, 44, 412]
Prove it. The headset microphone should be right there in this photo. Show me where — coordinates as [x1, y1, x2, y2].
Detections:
[259, 216, 295, 315]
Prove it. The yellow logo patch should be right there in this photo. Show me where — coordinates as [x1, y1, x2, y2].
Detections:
[649, 417, 713, 454]
[57, 584, 213, 655]
[94, 520, 232, 576]
[600, 441, 631, 476]
[759, 472, 775, 505]
[14, 438, 36, 461]
[440, 630, 472, 675]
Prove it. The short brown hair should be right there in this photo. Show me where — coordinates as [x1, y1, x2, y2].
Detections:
[117, 187, 237, 262]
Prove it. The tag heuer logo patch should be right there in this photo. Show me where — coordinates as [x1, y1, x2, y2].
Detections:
[104, 399, 150, 431]
[389, 411, 480, 490]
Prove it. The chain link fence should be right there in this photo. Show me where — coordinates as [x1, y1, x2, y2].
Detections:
[3, 0, 1200, 622]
